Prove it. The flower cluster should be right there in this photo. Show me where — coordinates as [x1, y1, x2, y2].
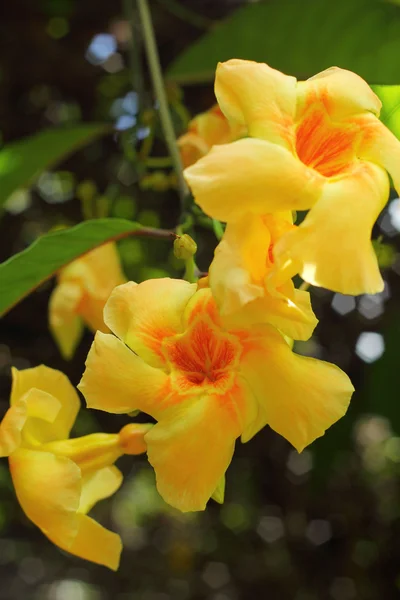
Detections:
[3, 59, 399, 569]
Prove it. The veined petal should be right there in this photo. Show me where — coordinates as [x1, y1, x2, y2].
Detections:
[11, 366, 80, 443]
[104, 279, 196, 368]
[357, 112, 400, 195]
[145, 381, 253, 512]
[297, 67, 381, 121]
[239, 326, 354, 451]
[274, 161, 389, 295]
[185, 138, 323, 223]
[49, 281, 84, 360]
[215, 59, 296, 148]
[79, 466, 123, 514]
[79, 332, 170, 418]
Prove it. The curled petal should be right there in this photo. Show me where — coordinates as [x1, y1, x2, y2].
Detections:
[49, 281, 84, 360]
[10, 448, 81, 546]
[239, 327, 354, 451]
[274, 161, 389, 295]
[185, 138, 323, 222]
[357, 112, 400, 196]
[145, 381, 254, 512]
[215, 59, 297, 148]
[0, 399, 29, 457]
[79, 332, 169, 418]
[79, 466, 123, 514]
[104, 279, 196, 368]
[11, 366, 80, 444]
[66, 513, 122, 571]
[297, 67, 381, 121]
[9, 449, 121, 570]
[209, 214, 317, 340]
[224, 287, 317, 343]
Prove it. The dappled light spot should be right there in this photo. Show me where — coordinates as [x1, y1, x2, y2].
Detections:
[86, 34, 117, 66]
[306, 519, 332, 546]
[257, 516, 284, 543]
[331, 294, 356, 316]
[355, 332, 385, 363]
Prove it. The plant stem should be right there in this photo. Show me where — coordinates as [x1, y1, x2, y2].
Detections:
[137, 0, 189, 207]
[123, 0, 144, 115]
[212, 219, 225, 241]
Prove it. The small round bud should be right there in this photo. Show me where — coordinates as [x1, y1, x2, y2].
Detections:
[119, 423, 153, 455]
[174, 234, 197, 260]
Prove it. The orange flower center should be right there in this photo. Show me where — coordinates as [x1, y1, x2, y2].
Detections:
[163, 316, 240, 395]
[295, 106, 359, 177]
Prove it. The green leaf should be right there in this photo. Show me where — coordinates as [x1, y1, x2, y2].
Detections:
[0, 124, 109, 209]
[167, 0, 400, 85]
[0, 218, 173, 317]
[373, 85, 400, 139]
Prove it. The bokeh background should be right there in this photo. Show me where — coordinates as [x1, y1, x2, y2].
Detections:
[2, 0, 400, 598]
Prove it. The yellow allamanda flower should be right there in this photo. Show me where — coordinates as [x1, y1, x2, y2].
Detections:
[49, 242, 126, 359]
[208, 211, 317, 341]
[79, 278, 354, 513]
[178, 104, 245, 168]
[1, 365, 151, 570]
[184, 59, 400, 295]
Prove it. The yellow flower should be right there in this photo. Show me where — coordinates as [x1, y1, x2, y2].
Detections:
[209, 211, 317, 341]
[185, 60, 400, 295]
[1, 365, 151, 570]
[49, 242, 126, 359]
[79, 278, 354, 513]
[178, 104, 245, 168]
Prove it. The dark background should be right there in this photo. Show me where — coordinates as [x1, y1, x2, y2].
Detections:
[1, 1, 400, 599]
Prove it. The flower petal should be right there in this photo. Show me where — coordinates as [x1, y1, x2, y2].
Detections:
[145, 383, 251, 512]
[79, 466, 123, 514]
[357, 112, 400, 195]
[10, 448, 121, 569]
[49, 281, 84, 359]
[66, 513, 122, 571]
[209, 213, 317, 340]
[60, 242, 126, 299]
[215, 59, 297, 148]
[0, 399, 28, 456]
[239, 326, 354, 451]
[297, 67, 381, 121]
[9, 448, 121, 570]
[58, 242, 126, 335]
[11, 366, 80, 443]
[104, 279, 196, 368]
[9, 448, 81, 546]
[185, 138, 323, 223]
[274, 161, 389, 295]
[79, 332, 169, 417]
[224, 287, 317, 342]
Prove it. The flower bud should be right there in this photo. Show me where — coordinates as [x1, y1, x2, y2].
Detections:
[174, 234, 197, 261]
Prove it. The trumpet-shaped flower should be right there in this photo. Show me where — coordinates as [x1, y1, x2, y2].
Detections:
[184, 59, 400, 295]
[49, 242, 126, 359]
[178, 104, 245, 168]
[1, 365, 151, 570]
[79, 278, 354, 513]
[209, 211, 317, 341]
